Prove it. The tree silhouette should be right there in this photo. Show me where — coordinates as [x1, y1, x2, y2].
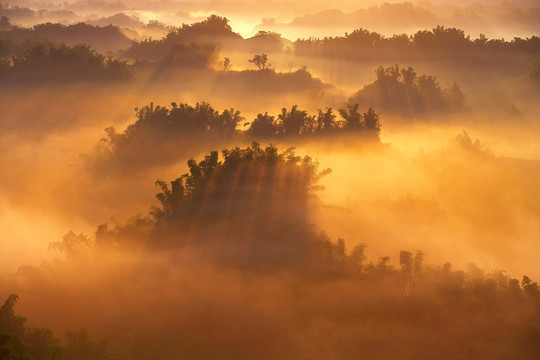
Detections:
[414, 250, 425, 274]
[149, 142, 343, 269]
[363, 107, 381, 132]
[94, 102, 382, 171]
[48, 231, 93, 260]
[7, 41, 131, 81]
[246, 112, 278, 137]
[278, 105, 311, 135]
[223, 57, 231, 70]
[349, 65, 466, 115]
[0, 295, 25, 336]
[339, 103, 363, 129]
[248, 53, 270, 70]
[0, 295, 30, 360]
[316, 108, 337, 132]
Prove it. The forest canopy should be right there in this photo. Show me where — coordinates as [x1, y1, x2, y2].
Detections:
[121, 15, 241, 61]
[94, 102, 381, 170]
[294, 25, 540, 62]
[349, 65, 467, 116]
[0, 41, 131, 81]
[94, 142, 336, 269]
[2, 6, 540, 360]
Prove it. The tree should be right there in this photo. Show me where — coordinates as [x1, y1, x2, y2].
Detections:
[247, 112, 278, 137]
[9, 42, 131, 81]
[0, 16, 11, 31]
[278, 105, 310, 135]
[223, 57, 231, 70]
[349, 242, 367, 270]
[248, 53, 270, 70]
[0, 295, 30, 360]
[522, 275, 540, 297]
[150, 142, 338, 270]
[153, 142, 330, 218]
[401, 66, 417, 90]
[0, 295, 25, 336]
[217, 108, 243, 135]
[413, 250, 425, 274]
[339, 103, 363, 129]
[349, 65, 466, 115]
[400, 251, 414, 295]
[48, 231, 93, 260]
[376, 256, 392, 272]
[400, 251, 413, 277]
[362, 107, 381, 132]
[64, 329, 110, 360]
[316, 108, 337, 132]
[25, 328, 59, 360]
[443, 81, 466, 110]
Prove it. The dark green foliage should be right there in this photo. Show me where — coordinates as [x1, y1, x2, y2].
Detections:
[24, 328, 57, 360]
[349, 65, 466, 116]
[0, 333, 32, 360]
[0, 295, 25, 336]
[0, 295, 62, 360]
[1, 42, 131, 81]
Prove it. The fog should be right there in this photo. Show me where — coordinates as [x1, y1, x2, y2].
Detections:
[4, 1, 540, 39]
[1, 6, 539, 360]
[308, 125, 540, 279]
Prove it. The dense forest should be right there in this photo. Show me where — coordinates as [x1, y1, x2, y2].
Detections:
[294, 25, 540, 62]
[2, 144, 540, 359]
[3, 14, 540, 69]
[0, 41, 131, 81]
[348, 65, 467, 116]
[1, 2, 539, 359]
[0, 19, 131, 54]
[121, 15, 242, 61]
[91, 102, 380, 170]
